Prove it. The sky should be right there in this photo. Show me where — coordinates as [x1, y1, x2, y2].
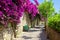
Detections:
[53, 0, 60, 12]
[30, 0, 60, 12]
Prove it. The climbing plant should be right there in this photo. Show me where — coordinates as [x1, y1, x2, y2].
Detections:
[0, 0, 39, 37]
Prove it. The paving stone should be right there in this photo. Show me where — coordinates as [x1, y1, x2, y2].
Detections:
[13, 27, 49, 40]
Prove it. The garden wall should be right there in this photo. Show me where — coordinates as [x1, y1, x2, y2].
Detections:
[0, 27, 13, 40]
[46, 27, 60, 40]
[0, 30, 3, 40]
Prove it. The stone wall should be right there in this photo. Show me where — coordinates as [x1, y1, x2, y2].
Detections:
[47, 27, 60, 40]
[0, 30, 3, 40]
[0, 27, 13, 40]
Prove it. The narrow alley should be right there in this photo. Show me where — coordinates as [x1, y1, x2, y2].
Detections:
[13, 26, 49, 40]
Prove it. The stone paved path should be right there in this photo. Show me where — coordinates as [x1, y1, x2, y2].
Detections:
[13, 26, 49, 40]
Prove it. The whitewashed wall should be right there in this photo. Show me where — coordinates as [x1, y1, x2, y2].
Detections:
[16, 13, 27, 37]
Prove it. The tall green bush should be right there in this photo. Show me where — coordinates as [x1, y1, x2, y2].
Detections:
[38, 0, 54, 17]
[48, 14, 60, 32]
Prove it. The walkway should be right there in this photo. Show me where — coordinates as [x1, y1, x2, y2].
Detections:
[13, 26, 49, 40]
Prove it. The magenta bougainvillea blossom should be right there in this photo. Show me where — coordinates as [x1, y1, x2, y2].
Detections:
[0, 0, 39, 27]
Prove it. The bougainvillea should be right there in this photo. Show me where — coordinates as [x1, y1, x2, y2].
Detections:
[0, 0, 39, 27]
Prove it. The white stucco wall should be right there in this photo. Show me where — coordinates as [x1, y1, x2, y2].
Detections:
[16, 13, 27, 37]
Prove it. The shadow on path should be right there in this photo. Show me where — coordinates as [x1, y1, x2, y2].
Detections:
[22, 36, 32, 39]
[38, 28, 48, 40]
[28, 29, 40, 32]
[21, 27, 49, 40]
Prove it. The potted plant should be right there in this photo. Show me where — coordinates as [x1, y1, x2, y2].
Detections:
[23, 24, 29, 31]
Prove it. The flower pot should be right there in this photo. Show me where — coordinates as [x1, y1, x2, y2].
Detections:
[23, 25, 29, 31]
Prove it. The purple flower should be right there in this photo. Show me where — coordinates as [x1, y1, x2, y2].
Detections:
[0, 0, 39, 27]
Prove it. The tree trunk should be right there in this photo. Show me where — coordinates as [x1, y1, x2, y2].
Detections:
[37, 18, 38, 26]
[31, 21, 32, 28]
[11, 22, 16, 38]
[45, 18, 47, 31]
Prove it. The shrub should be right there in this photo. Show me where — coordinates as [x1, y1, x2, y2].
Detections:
[48, 14, 60, 32]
